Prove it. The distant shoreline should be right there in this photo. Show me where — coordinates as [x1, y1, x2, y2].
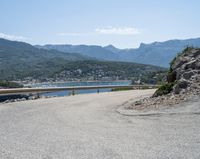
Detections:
[0, 80, 132, 102]
[23, 80, 131, 87]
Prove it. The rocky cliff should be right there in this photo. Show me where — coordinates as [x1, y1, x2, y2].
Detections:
[168, 47, 200, 95]
[128, 47, 200, 110]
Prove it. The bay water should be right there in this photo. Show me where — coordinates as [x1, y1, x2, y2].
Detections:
[29, 81, 131, 97]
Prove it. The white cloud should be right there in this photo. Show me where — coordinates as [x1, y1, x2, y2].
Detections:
[0, 33, 29, 41]
[95, 26, 140, 35]
[57, 26, 140, 37]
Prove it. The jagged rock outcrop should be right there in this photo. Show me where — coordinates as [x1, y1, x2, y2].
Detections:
[169, 47, 200, 95]
[128, 47, 200, 110]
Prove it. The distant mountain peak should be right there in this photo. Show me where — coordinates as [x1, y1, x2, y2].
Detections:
[105, 44, 116, 48]
[104, 44, 119, 53]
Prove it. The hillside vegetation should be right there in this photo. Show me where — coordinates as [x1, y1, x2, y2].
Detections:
[52, 60, 165, 82]
[0, 81, 23, 88]
[0, 38, 91, 80]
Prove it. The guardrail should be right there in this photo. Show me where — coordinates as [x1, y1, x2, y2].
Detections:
[0, 85, 160, 96]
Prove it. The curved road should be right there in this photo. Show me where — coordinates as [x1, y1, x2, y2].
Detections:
[0, 90, 200, 159]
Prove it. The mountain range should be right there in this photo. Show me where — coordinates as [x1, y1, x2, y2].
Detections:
[36, 37, 200, 67]
[0, 38, 164, 81]
[1, 37, 200, 81]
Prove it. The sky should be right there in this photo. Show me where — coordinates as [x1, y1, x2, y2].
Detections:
[0, 0, 200, 48]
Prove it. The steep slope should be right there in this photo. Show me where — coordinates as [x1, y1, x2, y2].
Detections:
[0, 38, 89, 62]
[128, 47, 200, 110]
[0, 38, 90, 80]
[165, 47, 200, 95]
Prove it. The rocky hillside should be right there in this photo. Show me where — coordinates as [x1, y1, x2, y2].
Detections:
[128, 47, 200, 110]
[166, 47, 200, 95]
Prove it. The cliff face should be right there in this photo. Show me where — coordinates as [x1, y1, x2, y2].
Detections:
[168, 47, 200, 95]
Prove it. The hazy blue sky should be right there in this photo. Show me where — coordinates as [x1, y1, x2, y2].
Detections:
[0, 0, 200, 48]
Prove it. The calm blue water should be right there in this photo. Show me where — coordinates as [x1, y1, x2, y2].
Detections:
[29, 81, 131, 97]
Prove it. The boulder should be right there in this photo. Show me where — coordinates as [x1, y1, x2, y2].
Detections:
[173, 80, 188, 94]
[182, 70, 196, 80]
[184, 59, 197, 70]
[171, 56, 189, 70]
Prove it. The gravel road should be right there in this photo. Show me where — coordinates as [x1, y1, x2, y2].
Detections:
[0, 90, 200, 159]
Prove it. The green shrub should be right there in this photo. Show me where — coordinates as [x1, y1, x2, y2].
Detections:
[0, 81, 23, 88]
[111, 87, 133, 92]
[153, 83, 174, 97]
[167, 71, 176, 83]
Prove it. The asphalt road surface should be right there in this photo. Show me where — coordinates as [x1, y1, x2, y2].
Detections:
[0, 90, 200, 159]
